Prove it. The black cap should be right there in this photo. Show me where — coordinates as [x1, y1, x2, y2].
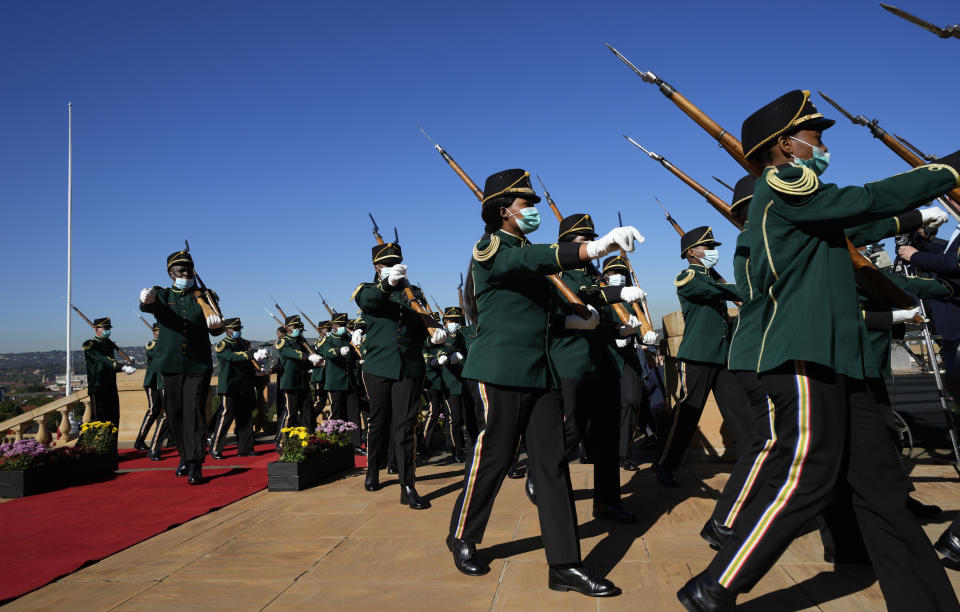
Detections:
[166, 250, 194, 270]
[601, 255, 629, 275]
[284, 314, 303, 327]
[372, 243, 403, 265]
[93, 317, 112, 328]
[730, 175, 755, 215]
[223, 317, 242, 330]
[680, 226, 720, 259]
[481, 169, 540, 226]
[151, 323, 160, 332]
[331, 312, 348, 325]
[558, 214, 598, 241]
[741, 90, 835, 161]
[443, 306, 464, 322]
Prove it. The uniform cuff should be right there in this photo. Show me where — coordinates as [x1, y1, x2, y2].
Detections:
[863, 310, 893, 332]
[896, 210, 923, 234]
[556, 243, 582, 270]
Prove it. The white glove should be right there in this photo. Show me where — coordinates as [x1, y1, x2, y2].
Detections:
[619, 315, 643, 337]
[643, 330, 659, 345]
[253, 348, 268, 362]
[430, 327, 447, 345]
[619, 286, 645, 303]
[358, 359, 365, 366]
[586, 226, 645, 259]
[205, 314, 223, 329]
[340, 346, 350, 356]
[564, 304, 600, 330]
[351, 330, 364, 346]
[121, 365, 136, 375]
[308, 354, 322, 365]
[381, 264, 407, 286]
[255, 367, 267, 376]
[919, 207, 949, 229]
[139, 287, 156, 304]
[438, 354, 449, 365]
[891, 306, 921, 323]
[450, 352, 463, 364]
[615, 338, 630, 348]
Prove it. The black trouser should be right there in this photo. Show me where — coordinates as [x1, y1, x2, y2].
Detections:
[445, 392, 467, 456]
[149, 412, 171, 454]
[706, 363, 958, 611]
[211, 393, 254, 455]
[277, 389, 312, 437]
[363, 371, 423, 486]
[422, 388, 448, 451]
[710, 370, 773, 529]
[466, 380, 485, 439]
[657, 360, 747, 472]
[619, 365, 644, 460]
[89, 387, 120, 428]
[330, 389, 362, 448]
[136, 387, 163, 445]
[274, 379, 286, 430]
[162, 373, 211, 465]
[450, 382, 580, 565]
[561, 376, 621, 506]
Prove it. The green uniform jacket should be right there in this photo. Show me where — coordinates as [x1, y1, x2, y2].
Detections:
[353, 281, 430, 381]
[604, 303, 644, 376]
[423, 342, 445, 392]
[83, 337, 122, 393]
[675, 264, 740, 365]
[139, 286, 216, 375]
[460, 229, 583, 388]
[748, 162, 959, 377]
[143, 339, 163, 390]
[438, 332, 468, 395]
[459, 324, 478, 375]
[215, 337, 256, 396]
[276, 335, 312, 391]
[549, 267, 619, 381]
[320, 333, 357, 391]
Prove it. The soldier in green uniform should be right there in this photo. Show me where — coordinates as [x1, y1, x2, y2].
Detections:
[680, 89, 960, 612]
[446, 168, 641, 597]
[310, 320, 330, 417]
[138, 250, 224, 484]
[83, 317, 136, 435]
[436, 306, 472, 462]
[421, 313, 448, 456]
[655, 227, 747, 488]
[275, 315, 323, 437]
[270, 326, 287, 436]
[321, 313, 363, 453]
[353, 242, 446, 508]
[210, 318, 265, 458]
[134, 323, 163, 451]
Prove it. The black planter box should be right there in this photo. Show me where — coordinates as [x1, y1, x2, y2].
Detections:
[267, 446, 355, 492]
[0, 452, 119, 498]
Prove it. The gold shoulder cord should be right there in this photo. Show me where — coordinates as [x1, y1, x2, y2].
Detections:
[215, 341, 226, 353]
[275, 338, 285, 349]
[473, 234, 501, 262]
[674, 269, 696, 287]
[766, 166, 819, 197]
[146, 340, 155, 350]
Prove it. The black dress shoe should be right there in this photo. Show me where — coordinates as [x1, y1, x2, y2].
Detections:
[187, 464, 206, 485]
[400, 485, 430, 509]
[133, 440, 149, 451]
[525, 476, 537, 505]
[620, 459, 639, 471]
[453, 452, 464, 463]
[210, 450, 225, 460]
[906, 495, 941, 519]
[934, 527, 960, 564]
[654, 464, 679, 487]
[238, 451, 257, 457]
[699, 519, 733, 551]
[175, 463, 188, 477]
[148, 450, 163, 462]
[547, 565, 621, 597]
[446, 534, 490, 576]
[677, 571, 735, 611]
[364, 474, 380, 491]
[593, 503, 637, 524]
[506, 463, 525, 479]
[354, 447, 367, 456]
[387, 465, 398, 474]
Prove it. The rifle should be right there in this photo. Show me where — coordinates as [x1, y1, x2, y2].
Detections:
[457, 273, 465, 311]
[71, 305, 134, 365]
[293, 302, 321, 334]
[317, 292, 335, 318]
[270, 298, 316, 356]
[138, 314, 154, 331]
[651, 199, 736, 288]
[535, 174, 635, 327]
[616, 210, 657, 336]
[713, 176, 735, 192]
[270, 295, 288, 321]
[183, 240, 224, 326]
[430, 294, 444, 315]
[604, 46, 917, 308]
[368, 213, 441, 335]
[418, 126, 591, 319]
[818, 91, 960, 218]
[894, 134, 937, 163]
[265, 307, 283, 326]
[878, 3, 960, 39]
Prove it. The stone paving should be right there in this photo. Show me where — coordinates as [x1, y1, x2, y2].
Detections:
[8, 455, 960, 611]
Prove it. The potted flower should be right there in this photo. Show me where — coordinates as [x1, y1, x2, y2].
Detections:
[78, 420, 120, 473]
[267, 420, 358, 491]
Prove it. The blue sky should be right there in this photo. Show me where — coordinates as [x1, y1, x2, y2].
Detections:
[1, 0, 956, 352]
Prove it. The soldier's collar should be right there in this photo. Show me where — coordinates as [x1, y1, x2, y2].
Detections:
[690, 264, 708, 272]
[497, 228, 525, 243]
[171, 286, 185, 294]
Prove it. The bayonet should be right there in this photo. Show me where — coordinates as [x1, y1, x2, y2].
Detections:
[270, 296, 287, 320]
[894, 134, 937, 162]
[317, 292, 335, 317]
[535, 174, 564, 222]
[713, 176, 735, 192]
[265, 307, 283, 325]
[879, 3, 960, 39]
[394, 227, 399, 243]
[655, 198, 686, 236]
[368, 213, 383, 243]
[418, 126, 485, 200]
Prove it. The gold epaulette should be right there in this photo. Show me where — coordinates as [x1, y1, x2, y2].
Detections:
[215, 340, 227, 353]
[473, 234, 500, 262]
[275, 338, 285, 349]
[145, 340, 156, 350]
[674, 269, 696, 287]
[317, 337, 327, 349]
[766, 166, 819, 197]
[350, 283, 366, 302]
[82, 340, 94, 350]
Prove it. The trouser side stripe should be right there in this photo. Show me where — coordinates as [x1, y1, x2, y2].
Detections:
[723, 398, 777, 527]
[455, 381, 490, 539]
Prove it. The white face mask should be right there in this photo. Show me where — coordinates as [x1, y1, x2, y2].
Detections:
[700, 249, 719, 269]
[173, 277, 195, 290]
[446, 322, 460, 334]
[607, 274, 626, 286]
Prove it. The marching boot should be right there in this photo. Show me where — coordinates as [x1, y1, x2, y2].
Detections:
[133, 439, 149, 452]
[446, 534, 490, 576]
[506, 462, 525, 479]
[386, 464, 398, 475]
[677, 571, 735, 612]
[210, 449, 225, 460]
[133, 411, 153, 451]
[187, 462, 206, 485]
[547, 565, 621, 597]
[905, 495, 941, 519]
[593, 503, 637, 524]
[525, 476, 537, 505]
[620, 458, 639, 471]
[364, 473, 380, 492]
[934, 526, 960, 564]
[400, 485, 430, 509]
[453, 451, 464, 464]
[175, 461, 188, 477]
[147, 449, 163, 461]
[653, 463, 679, 488]
[699, 519, 734, 551]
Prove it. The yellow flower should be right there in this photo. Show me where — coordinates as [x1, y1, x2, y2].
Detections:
[300, 441, 308, 447]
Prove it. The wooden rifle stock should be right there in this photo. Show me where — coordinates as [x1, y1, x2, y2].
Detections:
[71, 305, 134, 365]
[138, 315, 153, 331]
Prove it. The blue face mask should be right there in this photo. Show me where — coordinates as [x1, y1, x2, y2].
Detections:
[100, 330, 111, 339]
[509, 207, 541, 234]
[173, 277, 195, 290]
[336, 326, 346, 336]
[446, 322, 460, 334]
[608, 274, 626, 286]
[230, 331, 241, 339]
[790, 136, 830, 176]
[290, 328, 301, 338]
[700, 249, 719, 269]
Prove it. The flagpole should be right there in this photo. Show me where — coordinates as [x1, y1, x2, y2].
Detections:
[65, 102, 73, 396]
